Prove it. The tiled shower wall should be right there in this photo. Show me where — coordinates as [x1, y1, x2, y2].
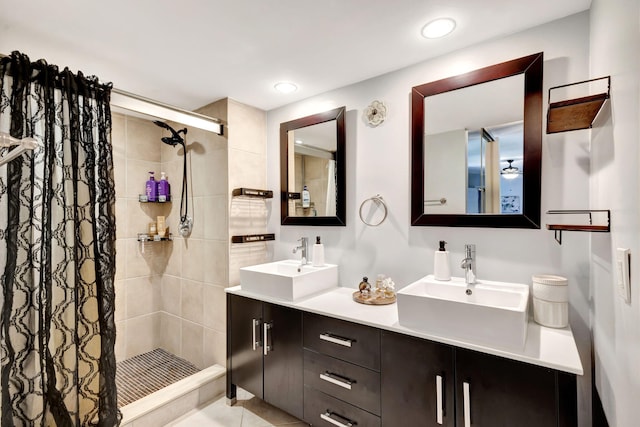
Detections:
[113, 97, 267, 370]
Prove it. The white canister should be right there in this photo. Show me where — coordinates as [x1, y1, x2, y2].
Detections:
[532, 274, 568, 328]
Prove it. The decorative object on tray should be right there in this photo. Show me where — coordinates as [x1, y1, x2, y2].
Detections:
[353, 274, 396, 305]
[363, 100, 387, 127]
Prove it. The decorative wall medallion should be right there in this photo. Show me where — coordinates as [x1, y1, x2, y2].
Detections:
[363, 100, 387, 127]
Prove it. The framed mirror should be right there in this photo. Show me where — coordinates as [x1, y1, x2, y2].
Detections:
[411, 52, 543, 228]
[280, 106, 346, 226]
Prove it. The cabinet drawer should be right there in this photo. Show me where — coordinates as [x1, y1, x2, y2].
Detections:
[304, 386, 381, 427]
[304, 349, 381, 415]
[303, 312, 380, 371]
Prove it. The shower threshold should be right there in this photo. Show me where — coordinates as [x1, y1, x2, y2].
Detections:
[116, 348, 200, 407]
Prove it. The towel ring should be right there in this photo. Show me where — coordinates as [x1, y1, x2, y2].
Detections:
[359, 194, 388, 226]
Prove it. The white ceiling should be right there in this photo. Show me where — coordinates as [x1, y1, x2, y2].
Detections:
[0, 0, 591, 112]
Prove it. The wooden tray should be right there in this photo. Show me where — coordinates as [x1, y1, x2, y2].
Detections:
[352, 290, 396, 305]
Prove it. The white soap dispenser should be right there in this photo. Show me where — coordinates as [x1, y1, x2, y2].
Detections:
[312, 235, 325, 267]
[433, 240, 451, 281]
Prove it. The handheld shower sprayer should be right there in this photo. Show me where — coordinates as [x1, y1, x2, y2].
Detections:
[153, 121, 187, 146]
[153, 120, 192, 237]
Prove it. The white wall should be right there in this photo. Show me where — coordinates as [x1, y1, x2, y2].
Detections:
[590, 0, 640, 426]
[267, 12, 594, 424]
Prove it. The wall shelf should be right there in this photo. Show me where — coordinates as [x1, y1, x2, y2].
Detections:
[137, 233, 173, 242]
[232, 188, 273, 198]
[546, 210, 610, 244]
[231, 233, 275, 244]
[546, 76, 610, 134]
[138, 195, 172, 203]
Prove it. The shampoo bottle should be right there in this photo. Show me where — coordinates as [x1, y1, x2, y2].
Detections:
[146, 171, 157, 202]
[302, 185, 310, 208]
[433, 240, 451, 281]
[312, 235, 325, 267]
[157, 172, 171, 202]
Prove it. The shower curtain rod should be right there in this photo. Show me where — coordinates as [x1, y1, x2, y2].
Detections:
[0, 53, 224, 136]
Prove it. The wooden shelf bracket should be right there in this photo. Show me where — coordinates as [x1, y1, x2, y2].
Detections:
[546, 76, 611, 134]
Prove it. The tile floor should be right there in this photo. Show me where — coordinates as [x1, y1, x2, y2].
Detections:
[167, 389, 309, 427]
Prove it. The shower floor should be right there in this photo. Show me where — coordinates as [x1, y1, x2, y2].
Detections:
[116, 348, 200, 407]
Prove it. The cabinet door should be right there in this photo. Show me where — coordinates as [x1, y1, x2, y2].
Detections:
[381, 331, 455, 427]
[228, 294, 264, 399]
[263, 303, 303, 419]
[455, 348, 558, 427]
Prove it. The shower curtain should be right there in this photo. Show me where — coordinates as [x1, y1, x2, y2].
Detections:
[0, 52, 120, 426]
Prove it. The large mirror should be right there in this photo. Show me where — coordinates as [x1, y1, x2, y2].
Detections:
[280, 106, 346, 225]
[411, 52, 543, 228]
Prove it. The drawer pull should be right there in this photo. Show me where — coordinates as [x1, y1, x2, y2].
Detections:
[321, 410, 356, 427]
[263, 322, 272, 356]
[463, 381, 471, 427]
[251, 318, 261, 351]
[436, 374, 443, 425]
[319, 333, 354, 348]
[320, 371, 354, 390]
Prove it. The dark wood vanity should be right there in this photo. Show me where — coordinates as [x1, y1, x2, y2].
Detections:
[226, 292, 578, 427]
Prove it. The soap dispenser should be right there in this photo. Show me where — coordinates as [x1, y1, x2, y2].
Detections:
[312, 236, 325, 267]
[433, 240, 451, 281]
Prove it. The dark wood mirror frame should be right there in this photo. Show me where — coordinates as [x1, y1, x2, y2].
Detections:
[280, 106, 346, 226]
[411, 52, 543, 228]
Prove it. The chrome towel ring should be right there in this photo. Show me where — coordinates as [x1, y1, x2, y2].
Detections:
[359, 194, 388, 226]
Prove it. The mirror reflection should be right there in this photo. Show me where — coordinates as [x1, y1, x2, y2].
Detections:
[289, 121, 337, 217]
[424, 75, 524, 215]
[280, 106, 346, 226]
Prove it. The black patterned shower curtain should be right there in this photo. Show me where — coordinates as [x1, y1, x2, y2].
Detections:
[0, 52, 120, 426]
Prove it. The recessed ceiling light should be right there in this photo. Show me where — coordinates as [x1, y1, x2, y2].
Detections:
[274, 82, 298, 94]
[421, 18, 456, 39]
[295, 139, 303, 144]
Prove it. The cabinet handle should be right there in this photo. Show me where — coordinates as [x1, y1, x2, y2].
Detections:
[263, 322, 272, 356]
[319, 333, 354, 348]
[251, 318, 261, 351]
[320, 371, 354, 390]
[463, 381, 471, 427]
[436, 374, 444, 425]
[320, 410, 355, 427]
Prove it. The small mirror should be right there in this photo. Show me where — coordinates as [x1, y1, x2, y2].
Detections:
[280, 106, 346, 226]
[411, 53, 543, 228]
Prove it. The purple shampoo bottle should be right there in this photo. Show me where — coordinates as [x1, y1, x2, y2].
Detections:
[146, 171, 157, 202]
[157, 172, 171, 202]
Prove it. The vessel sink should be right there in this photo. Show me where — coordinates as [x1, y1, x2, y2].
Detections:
[397, 275, 529, 349]
[239, 260, 338, 301]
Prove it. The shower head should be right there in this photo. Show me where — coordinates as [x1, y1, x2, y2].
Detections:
[153, 120, 187, 146]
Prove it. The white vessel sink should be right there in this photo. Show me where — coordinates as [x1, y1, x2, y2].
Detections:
[397, 275, 529, 349]
[239, 260, 338, 301]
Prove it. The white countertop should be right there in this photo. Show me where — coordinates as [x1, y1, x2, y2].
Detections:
[226, 286, 584, 375]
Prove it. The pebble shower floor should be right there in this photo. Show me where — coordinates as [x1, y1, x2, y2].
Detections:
[116, 348, 200, 407]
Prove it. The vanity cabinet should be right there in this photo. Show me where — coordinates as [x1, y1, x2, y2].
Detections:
[302, 313, 382, 426]
[227, 294, 303, 419]
[381, 330, 577, 427]
[455, 348, 577, 427]
[381, 331, 455, 427]
[226, 292, 577, 427]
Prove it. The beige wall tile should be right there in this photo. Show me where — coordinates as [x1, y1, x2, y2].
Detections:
[202, 284, 225, 332]
[126, 116, 162, 163]
[228, 149, 265, 191]
[125, 158, 162, 199]
[181, 279, 203, 324]
[160, 312, 181, 356]
[204, 328, 226, 367]
[203, 196, 228, 240]
[115, 320, 126, 362]
[115, 280, 126, 322]
[181, 238, 205, 282]
[164, 238, 182, 276]
[203, 240, 228, 286]
[191, 148, 228, 197]
[181, 321, 204, 369]
[126, 313, 161, 358]
[160, 275, 181, 315]
[115, 238, 126, 280]
[188, 197, 205, 239]
[228, 99, 266, 156]
[125, 275, 160, 319]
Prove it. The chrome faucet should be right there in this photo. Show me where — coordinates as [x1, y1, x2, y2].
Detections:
[460, 244, 476, 285]
[293, 237, 309, 265]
